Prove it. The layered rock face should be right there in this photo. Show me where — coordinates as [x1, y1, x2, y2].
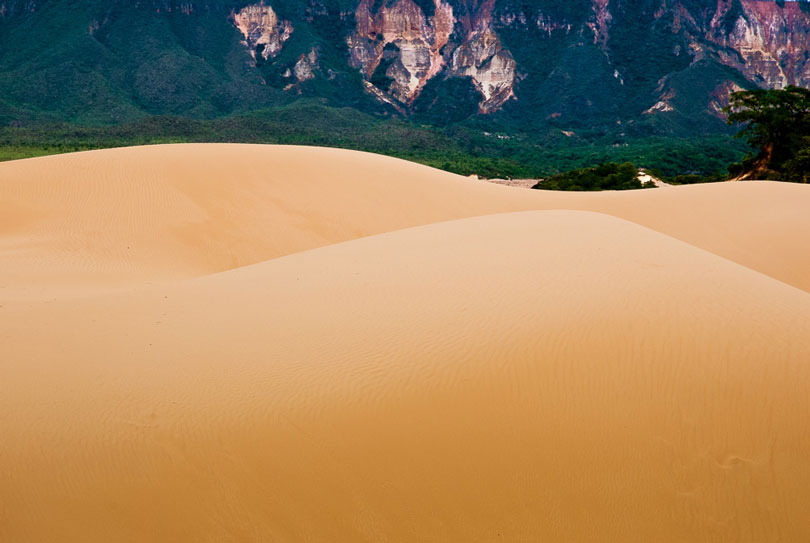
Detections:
[447, 2, 517, 114]
[3, 0, 810, 125]
[706, 0, 810, 89]
[635, 0, 810, 118]
[449, 31, 516, 113]
[231, 2, 293, 61]
[225, 0, 810, 118]
[588, 0, 612, 46]
[347, 0, 516, 113]
[347, 0, 456, 104]
[293, 48, 318, 83]
[341, 0, 810, 116]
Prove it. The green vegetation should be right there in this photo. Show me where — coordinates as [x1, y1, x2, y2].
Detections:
[0, 0, 747, 132]
[642, 168, 729, 186]
[0, 101, 748, 185]
[532, 162, 653, 191]
[0, 0, 772, 188]
[725, 85, 810, 182]
[531, 85, 810, 189]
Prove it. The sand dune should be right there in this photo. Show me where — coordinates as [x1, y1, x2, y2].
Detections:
[2, 145, 810, 542]
[0, 144, 519, 291]
[2, 144, 810, 293]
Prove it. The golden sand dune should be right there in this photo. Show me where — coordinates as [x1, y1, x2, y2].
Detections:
[2, 145, 810, 542]
[0, 144, 518, 290]
[2, 144, 810, 292]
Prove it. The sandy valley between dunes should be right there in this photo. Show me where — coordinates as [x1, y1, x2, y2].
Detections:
[2, 144, 810, 542]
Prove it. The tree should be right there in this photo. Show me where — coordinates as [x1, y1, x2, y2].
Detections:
[784, 137, 810, 183]
[724, 86, 810, 180]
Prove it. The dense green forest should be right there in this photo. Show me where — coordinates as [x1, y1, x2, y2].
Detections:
[0, 101, 748, 181]
[531, 86, 810, 189]
[13, 85, 810, 188]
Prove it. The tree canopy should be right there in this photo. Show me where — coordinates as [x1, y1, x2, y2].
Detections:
[725, 85, 810, 181]
[532, 162, 653, 191]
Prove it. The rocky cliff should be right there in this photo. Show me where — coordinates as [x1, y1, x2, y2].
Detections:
[707, 0, 810, 89]
[338, 0, 810, 118]
[1, 0, 809, 129]
[231, 2, 293, 62]
[348, 0, 455, 104]
[346, 0, 516, 113]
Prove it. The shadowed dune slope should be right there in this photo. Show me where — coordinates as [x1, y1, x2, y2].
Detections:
[2, 144, 810, 292]
[2, 211, 810, 542]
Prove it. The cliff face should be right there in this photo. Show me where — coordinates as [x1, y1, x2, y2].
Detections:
[346, 0, 515, 113]
[633, 0, 810, 120]
[348, 0, 455, 104]
[707, 0, 810, 89]
[231, 2, 293, 61]
[1, 0, 810, 128]
[447, 3, 516, 114]
[339, 0, 810, 117]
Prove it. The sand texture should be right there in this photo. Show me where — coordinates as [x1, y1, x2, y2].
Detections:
[2, 144, 810, 542]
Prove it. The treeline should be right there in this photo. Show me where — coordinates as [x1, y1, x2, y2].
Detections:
[533, 85, 810, 190]
[1, 100, 747, 184]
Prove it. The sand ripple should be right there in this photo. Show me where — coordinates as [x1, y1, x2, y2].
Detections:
[2, 146, 810, 541]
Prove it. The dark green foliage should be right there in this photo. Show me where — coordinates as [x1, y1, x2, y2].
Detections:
[0, 0, 796, 134]
[784, 138, 810, 182]
[412, 77, 481, 125]
[0, 0, 384, 122]
[411, 0, 435, 18]
[725, 85, 810, 181]
[532, 162, 650, 191]
[0, 102, 748, 183]
[369, 44, 399, 90]
[668, 173, 727, 185]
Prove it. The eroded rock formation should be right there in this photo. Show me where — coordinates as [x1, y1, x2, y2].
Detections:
[707, 0, 810, 89]
[232, 2, 293, 62]
[4, 0, 810, 124]
[348, 0, 456, 104]
[224, 0, 810, 118]
[348, 0, 516, 112]
[448, 27, 516, 113]
[293, 48, 319, 83]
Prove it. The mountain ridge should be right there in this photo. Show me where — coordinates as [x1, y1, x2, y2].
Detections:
[1, 0, 809, 135]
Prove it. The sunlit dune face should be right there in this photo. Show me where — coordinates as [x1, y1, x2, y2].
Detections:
[2, 145, 810, 542]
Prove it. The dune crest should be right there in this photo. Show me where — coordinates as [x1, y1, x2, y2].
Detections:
[2, 144, 810, 293]
[2, 146, 810, 542]
[0, 144, 517, 291]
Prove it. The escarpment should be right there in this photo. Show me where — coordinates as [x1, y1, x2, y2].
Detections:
[2, 0, 810, 125]
[232, 3, 293, 61]
[347, 0, 456, 104]
[707, 0, 810, 89]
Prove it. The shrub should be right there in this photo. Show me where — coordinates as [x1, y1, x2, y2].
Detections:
[532, 162, 649, 191]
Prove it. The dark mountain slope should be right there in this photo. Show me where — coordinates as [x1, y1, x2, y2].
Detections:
[0, 0, 808, 134]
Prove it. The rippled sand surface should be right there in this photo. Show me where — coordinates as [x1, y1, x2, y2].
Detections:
[2, 145, 809, 542]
